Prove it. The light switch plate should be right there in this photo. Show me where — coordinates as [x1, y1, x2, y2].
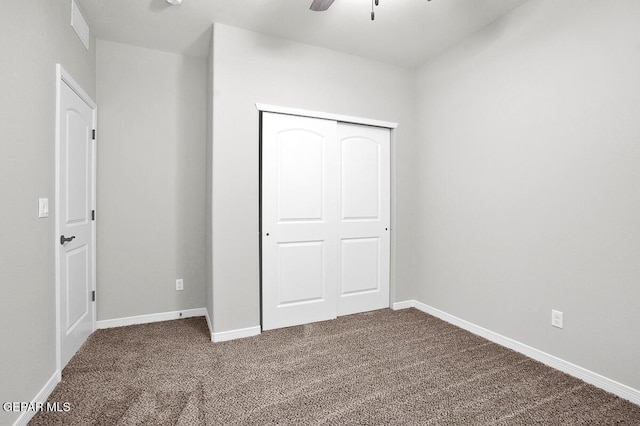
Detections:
[38, 198, 49, 218]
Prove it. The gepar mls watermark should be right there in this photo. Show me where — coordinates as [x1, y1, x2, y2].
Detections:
[3, 402, 71, 413]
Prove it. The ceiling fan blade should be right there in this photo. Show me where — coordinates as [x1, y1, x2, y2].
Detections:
[310, 0, 335, 12]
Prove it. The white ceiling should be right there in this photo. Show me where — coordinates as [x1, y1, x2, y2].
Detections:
[76, 0, 528, 68]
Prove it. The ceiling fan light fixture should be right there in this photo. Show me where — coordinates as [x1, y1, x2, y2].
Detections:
[310, 0, 335, 12]
[166, 0, 182, 5]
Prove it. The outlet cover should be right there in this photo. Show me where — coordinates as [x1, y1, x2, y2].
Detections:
[551, 310, 563, 329]
[176, 279, 184, 291]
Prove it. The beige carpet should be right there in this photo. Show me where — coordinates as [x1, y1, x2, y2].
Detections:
[31, 308, 640, 425]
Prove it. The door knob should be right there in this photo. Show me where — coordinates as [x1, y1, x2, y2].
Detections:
[60, 235, 76, 245]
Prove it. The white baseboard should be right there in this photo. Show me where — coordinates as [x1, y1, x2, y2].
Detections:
[203, 309, 215, 342]
[391, 300, 414, 310]
[393, 300, 640, 406]
[212, 325, 261, 342]
[13, 370, 61, 426]
[96, 308, 207, 329]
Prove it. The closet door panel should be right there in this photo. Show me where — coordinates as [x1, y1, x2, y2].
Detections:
[340, 237, 380, 295]
[262, 113, 339, 330]
[341, 137, 381, 221]
[277, 131, 324, 222]
[337, 123, 390, 316]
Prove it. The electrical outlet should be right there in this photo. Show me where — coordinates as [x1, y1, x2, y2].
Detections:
[176, 279, 184, 291]
[551, 310, 563, 329]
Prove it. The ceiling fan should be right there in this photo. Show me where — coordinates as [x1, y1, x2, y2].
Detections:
[310, 0, 433, 20]
[311, 0, 421, 20]
[310, 0, 378, 20]
[309, 0, 336, 12]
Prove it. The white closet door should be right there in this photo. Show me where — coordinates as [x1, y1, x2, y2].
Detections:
[262, 112, 390, 330]
[337, 123, 390, 316]
[262, 112, 339, 330]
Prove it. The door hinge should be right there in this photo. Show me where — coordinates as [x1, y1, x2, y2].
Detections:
[92, 129, 96, 140]
[92, 210, 95, 221]
[91, 290, 95, 302]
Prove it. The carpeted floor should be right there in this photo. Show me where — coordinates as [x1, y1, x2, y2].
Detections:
[31, 308, 640, 425]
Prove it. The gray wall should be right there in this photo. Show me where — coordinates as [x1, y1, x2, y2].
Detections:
[414, 0, 640, 390]
[0, 1, 96, 424]
[96, 40, 207, 320]
[210, 24, 417, 333]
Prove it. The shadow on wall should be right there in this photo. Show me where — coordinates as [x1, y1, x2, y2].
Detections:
[189, 26, 214, 56]
[149, 0, 173, 13]
[447, 0, 546, 69]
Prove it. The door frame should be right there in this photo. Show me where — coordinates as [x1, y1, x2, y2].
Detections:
[54, 64, 97, 374]
[256, 104, 398, 329]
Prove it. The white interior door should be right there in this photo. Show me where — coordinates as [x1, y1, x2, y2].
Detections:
[262, 112, 339, 330]
[57, 71, 96, 369]
[337, 123, 390, 316]
[262, 112, 390, 330]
